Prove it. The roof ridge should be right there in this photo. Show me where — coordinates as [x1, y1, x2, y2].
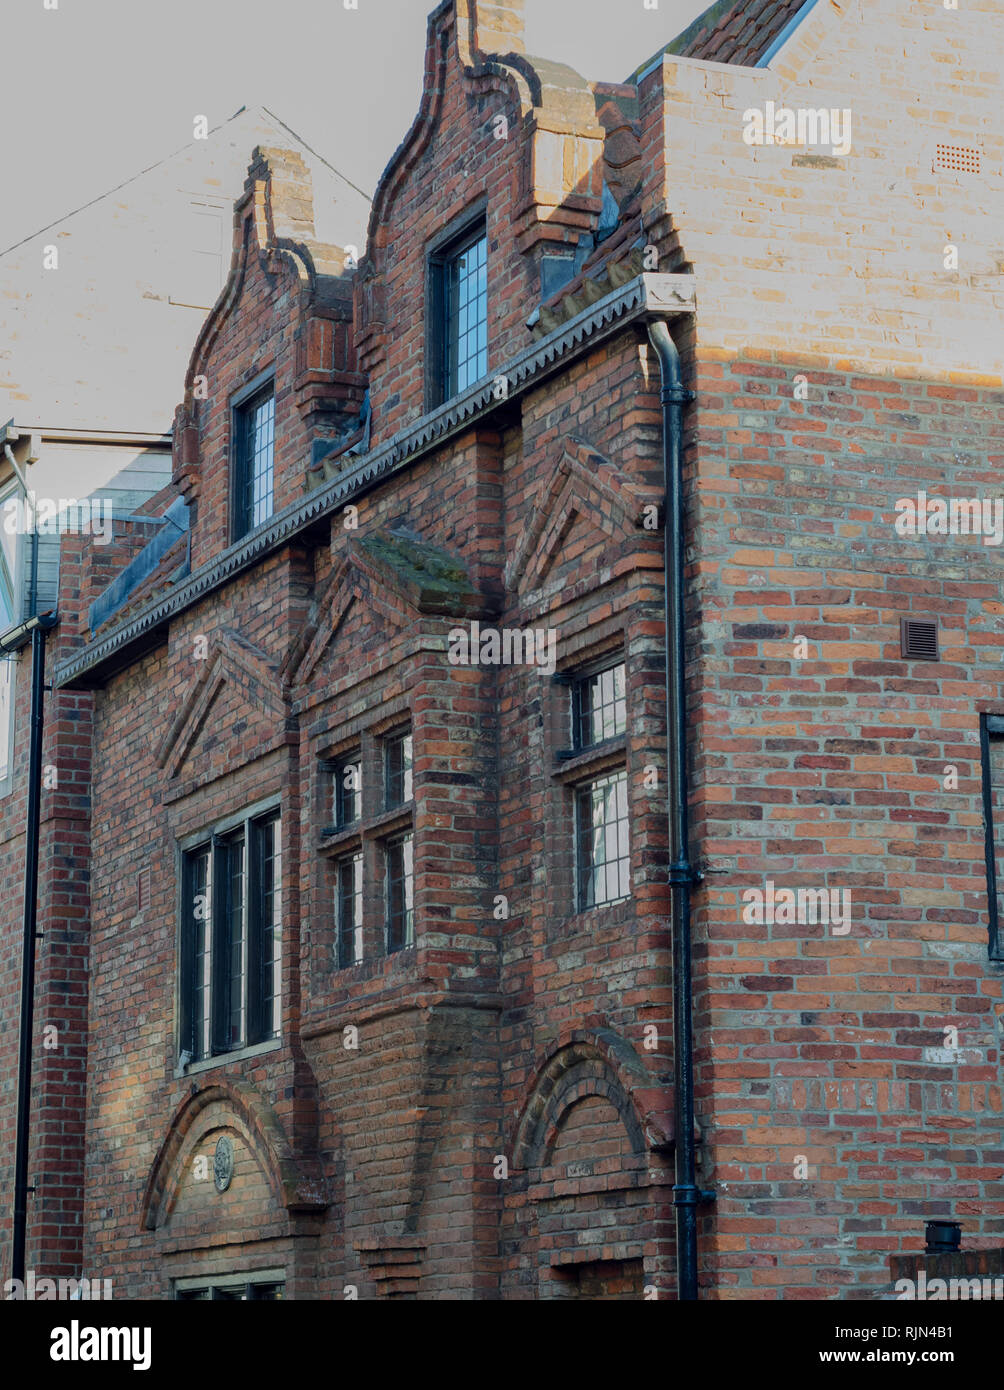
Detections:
[625, 0, 813, 84]
[0, 105, 369, 262]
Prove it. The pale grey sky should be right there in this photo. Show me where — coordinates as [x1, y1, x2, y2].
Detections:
[1, 0, 710, 252]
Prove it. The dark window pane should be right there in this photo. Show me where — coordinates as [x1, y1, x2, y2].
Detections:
[334, 756, 361, 828]
[256, 815, 281, 1039]
[186, 845, 212, 1061]
[0, 485, 13, 781]
[0, 662, 12, 784]
[575, 663, 626, 749]
[576, 770, 630, 911]
[183, 814, 281, 1062]
[225, 833, 246, 1049]
[337, 853, 364, 968]
[386, 834, 414, 953]
[446, 232, 487, 396]
[178, 1279, 284, 1300]
[385, 733, 413, 809]
[234, 389, 274, 538]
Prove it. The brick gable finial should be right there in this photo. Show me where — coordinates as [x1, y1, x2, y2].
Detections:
[462, 0, 526, 58]
[245, 145, 317, 246]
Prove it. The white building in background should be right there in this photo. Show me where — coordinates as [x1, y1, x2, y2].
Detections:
[0, 104, 370, 789]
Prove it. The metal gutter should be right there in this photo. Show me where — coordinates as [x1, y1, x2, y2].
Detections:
[54, 272, 695, 691]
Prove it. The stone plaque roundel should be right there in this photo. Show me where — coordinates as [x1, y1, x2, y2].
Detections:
[213, 1136, 234, 1193]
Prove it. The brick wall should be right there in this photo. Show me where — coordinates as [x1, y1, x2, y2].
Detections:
[634, 0, 1004, 1297]
[0, 531, 100, 1284]
[11, 0, 1004, 1301]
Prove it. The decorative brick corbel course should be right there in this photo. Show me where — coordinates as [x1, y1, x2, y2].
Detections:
[355, 1236, 426, 1298]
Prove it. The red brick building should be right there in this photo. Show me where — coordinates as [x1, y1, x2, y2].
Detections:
[2, 0, 1003, 1300]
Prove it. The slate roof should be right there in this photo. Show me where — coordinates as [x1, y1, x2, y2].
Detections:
[628, 0, 812, 80]
[90, 533, 189, 636]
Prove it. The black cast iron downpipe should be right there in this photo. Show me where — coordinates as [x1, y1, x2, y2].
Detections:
[9, 610, 58, 1284]
[647, 319, 714, 1301]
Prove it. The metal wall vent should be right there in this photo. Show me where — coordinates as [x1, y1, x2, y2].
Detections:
[901, 618, 939, 661]
[934, 144, 981, 175]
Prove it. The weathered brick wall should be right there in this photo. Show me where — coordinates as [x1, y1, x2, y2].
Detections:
[356, 3, 529, 442]
[355, 0, 612, 444]
[30, 0, 1004, 1302]
[0, 530, 100, 1284]
[77, 0, 681, 1299]
[685, 360, 1004, 1297]
[492, 335, 680, 1296]
[632, 0, 1004, 1296]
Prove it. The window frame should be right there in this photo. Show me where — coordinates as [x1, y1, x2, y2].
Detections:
[384, 730, 414, 811]
[331, 751, 362, 831]
[319, 720, 417, 971]
[178, 803, 282, 1067]
[335, 850, 364, 969]
[385, 830, 415, 955]
[427, 212, 489, 407]
[570, 659, 628, 754]
[230, 373, 276, 542]
[174, 1271, 285, 1301]
[980, 714, 1004, 961]
[547, 641, 634, 929]
[574, 766, 631, 913]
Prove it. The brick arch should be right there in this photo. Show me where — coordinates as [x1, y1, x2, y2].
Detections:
[544, 1080, 641, 1168]
[510, 1027, 671, 1171]
[139, 1079, 327, 1232]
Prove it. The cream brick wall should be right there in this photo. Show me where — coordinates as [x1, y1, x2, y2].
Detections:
[644, 0, 1003, 380]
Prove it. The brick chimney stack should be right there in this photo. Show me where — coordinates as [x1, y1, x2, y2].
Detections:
[472, 0, 525, 56]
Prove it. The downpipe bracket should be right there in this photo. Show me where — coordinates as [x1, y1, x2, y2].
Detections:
[673, 1184, 717, 1207]
[667, 860, 699, 886]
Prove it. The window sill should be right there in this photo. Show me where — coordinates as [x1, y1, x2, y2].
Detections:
[181, 1038, 281, 1077]
[319, 803, 413, 856]
[552, 736, 627, 784]
[364, 802, 414, 837]
[322, 944, 415, 986]
[319, 825, 362, 856]
[552, 898, 634, 944]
